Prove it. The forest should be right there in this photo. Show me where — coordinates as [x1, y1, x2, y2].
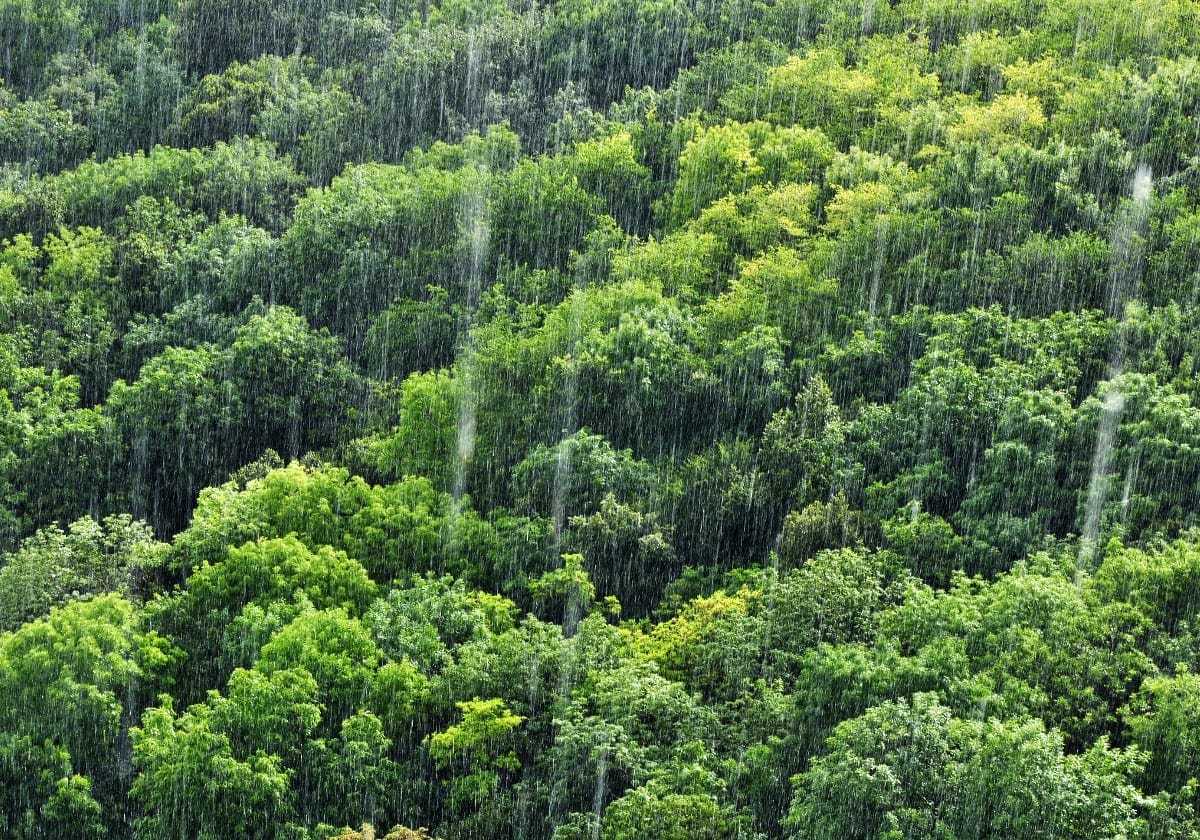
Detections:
[3, 0, 1200, 836]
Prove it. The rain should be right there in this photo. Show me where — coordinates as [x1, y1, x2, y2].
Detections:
[2, 0, 1200, 838]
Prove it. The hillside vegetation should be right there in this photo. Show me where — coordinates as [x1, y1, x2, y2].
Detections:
[4, 0, 1200, 837]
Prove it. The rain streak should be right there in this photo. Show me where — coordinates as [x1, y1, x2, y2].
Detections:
[2, 1, 1200, 838]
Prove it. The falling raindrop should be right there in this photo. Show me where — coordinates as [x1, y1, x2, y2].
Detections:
[1079, 164, 1152, 567]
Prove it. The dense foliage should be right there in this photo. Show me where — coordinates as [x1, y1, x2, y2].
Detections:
[4, 0, 1200, 836]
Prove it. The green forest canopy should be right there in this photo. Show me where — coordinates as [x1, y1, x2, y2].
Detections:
[4, 0, 1200, 836]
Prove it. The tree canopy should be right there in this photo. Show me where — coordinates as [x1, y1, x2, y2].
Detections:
[4, 0, 1200, 836]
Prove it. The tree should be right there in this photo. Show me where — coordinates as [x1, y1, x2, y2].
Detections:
[1126, 668, 1200, 794]
[224, 306, 369, 464]
[0, 514, 164, 631]
[160, 533, 377, 692]
[668, 122, 763, 228]
[104, 344, 233, 535]
[0, 595, 178, 836]
[787, 692, 1149, 840]
[360, 370, 462, 489]
[564, 495, 676, 617]
[426, 697, 525, 811]
[513, 430, 654, 523]
[363, 290, 459, 383]
[255, 608, 382, 724]
[600, 754, 747, 840]
[130, 697, 294, 840]
[0, 735, 106, 840]
[366, 572, 516, 676]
